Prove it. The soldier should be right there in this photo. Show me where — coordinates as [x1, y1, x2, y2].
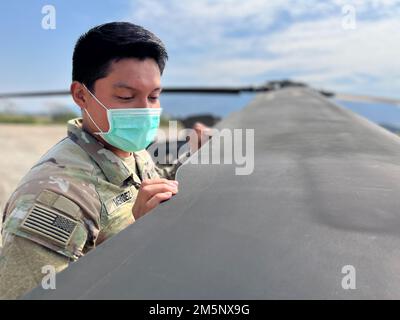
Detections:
[0, 22, 209, 299]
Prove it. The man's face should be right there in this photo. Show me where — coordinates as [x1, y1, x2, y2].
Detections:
[82, 57, 162, 134]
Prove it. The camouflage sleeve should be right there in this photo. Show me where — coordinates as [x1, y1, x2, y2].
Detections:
[0, 236, 69, 299]
[154, 152, 190, 180]
[154, 163, 181, 180]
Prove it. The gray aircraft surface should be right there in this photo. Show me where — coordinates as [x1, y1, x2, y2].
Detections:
[13, 85, 400, 299]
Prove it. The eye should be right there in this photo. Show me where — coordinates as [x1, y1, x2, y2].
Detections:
[148, 96, 159, 102]
[116, 96, 134, 100]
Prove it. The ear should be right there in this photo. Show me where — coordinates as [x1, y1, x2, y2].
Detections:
[70, 81, 88, 110]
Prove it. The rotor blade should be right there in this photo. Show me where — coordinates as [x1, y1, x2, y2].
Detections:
[0, 86, 266, 98]
[0, 90, 70, 98]
[334, 93, 400, 106]
[1, 84, 399, 107]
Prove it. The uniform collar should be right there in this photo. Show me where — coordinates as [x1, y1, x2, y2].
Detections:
[67, 118, 142, 187]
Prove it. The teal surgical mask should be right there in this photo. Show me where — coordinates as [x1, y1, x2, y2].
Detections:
[82, 84, 162, 152]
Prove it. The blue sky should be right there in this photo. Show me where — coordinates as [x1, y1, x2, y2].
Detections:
[0, 0, 399, 115]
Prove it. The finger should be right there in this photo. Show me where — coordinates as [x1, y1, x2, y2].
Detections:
[146, 191, 173, 211]
[141, 183, 179, 198]
[141, 178, 179, 187]
[193, 122, 206, 130]
[193, 122, 211, 135]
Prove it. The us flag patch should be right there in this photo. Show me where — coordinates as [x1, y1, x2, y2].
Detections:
[21, 203, 77, 246]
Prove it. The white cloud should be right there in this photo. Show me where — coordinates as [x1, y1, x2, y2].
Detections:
[126, 0, 400, 97]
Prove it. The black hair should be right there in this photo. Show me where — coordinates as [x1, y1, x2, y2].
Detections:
[72, 22, 168, 91]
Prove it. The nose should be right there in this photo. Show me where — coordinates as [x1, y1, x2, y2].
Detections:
[136, 96, 151, 108]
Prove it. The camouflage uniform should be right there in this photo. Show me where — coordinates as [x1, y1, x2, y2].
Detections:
[0, 118, 181, 299]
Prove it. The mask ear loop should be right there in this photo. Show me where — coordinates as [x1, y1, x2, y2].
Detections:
[82, 83, 109, 135]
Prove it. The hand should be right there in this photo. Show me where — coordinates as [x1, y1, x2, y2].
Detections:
[132, 178, 179, 220]
[190, 122, 212, 152]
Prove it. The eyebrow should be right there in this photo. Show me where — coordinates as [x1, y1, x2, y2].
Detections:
[113, 82, 162, 93]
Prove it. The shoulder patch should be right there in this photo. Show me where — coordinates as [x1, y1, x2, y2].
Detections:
[36, 189, 82, 220]
[20, 203, 77, 247]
